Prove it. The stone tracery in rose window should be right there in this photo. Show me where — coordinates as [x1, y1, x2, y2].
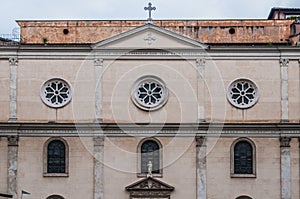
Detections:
[40, 78, 72, 108]
[132, 76, 168, 111]
[227, 78, 259, 109]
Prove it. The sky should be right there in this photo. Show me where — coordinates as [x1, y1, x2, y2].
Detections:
[0, 0, 300, 34]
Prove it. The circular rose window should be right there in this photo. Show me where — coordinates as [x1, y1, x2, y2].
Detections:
[227, 78, 259, 109]
[132, 76, 168, 111]
[40, 78, 72, 108]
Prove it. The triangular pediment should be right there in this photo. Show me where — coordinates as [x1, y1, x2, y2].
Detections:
[126, 177, 174, 191]
[93, 23, 208, 49]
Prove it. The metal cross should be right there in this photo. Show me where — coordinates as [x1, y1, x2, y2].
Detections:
[144, 2, 156, 22]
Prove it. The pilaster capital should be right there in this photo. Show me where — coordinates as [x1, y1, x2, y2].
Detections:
[93, 136, 104, 146]
[196, 58, 206, 67]
[196, 136, 207, 147]
[280, 58, 289, 67]
[196, 58, 205, 80]
[94, 58, 103, 66]
[280, 136, 291, 147]
[8, 136, 19, 146]
[9, 57, 18, 66]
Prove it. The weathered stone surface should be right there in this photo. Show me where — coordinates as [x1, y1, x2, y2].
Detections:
[196, 137, 206, 199]
[280, 137, 291, 199]
[9, 57, 18, 121]
[7, 136, 18, 199]
[17, 20, 293, 44]
[94, 136, 104, 199]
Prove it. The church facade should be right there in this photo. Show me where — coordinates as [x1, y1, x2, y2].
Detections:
[1, 6, 300, 199]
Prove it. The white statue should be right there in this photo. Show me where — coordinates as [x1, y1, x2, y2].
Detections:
[147, 160, 153, 177]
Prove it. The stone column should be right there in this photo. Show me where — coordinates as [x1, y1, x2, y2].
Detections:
[7, 136, 18, 199]
[94, 136, 104, 199]
[196, 136, 207, 199]
[280, 137, 291, 199]
[196, 58, 205, 122]
[280, 58, 289, 122]
[9, 57, 18, 121]
[94, 58, 103, 122]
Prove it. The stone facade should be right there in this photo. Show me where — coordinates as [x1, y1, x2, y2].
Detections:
[0, 7, 300, 199]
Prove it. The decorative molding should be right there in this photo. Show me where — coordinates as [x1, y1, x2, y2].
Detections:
[2, 129, 300, 137]
[2, 123, 300, 137]
[93, 136, 104, 146]
[196, 58, 206, 78]
[7, 136, 18, 146]
[280, 58, 289, 67]
[126, 177, 174, 198]
[8, 57, 18, 66]
[92, 23, 207, 49]
[94, 58, 103, 66]
[129, 190, 171, 198]
[196, 136, 207, 147]
[280, 137, 291, 147]
[196, 58, 206, 65]
[144, 33, 156, 45]
[3, 45, 300, 60]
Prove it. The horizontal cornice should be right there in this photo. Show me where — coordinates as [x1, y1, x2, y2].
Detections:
[0, 45, 300, 61]
[0, 122, 299, 137]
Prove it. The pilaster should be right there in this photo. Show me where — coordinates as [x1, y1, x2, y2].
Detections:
[299, 59, 300, 122]
[9, 57, 18, 121]
[196, 136, 207, 199]
[196, 58, 205, 122]
[280, 58, 289, 122]
[94, 58, 103, 122]
[94, 136, 104, 199]
[7, 136, 18, 199]
[280, 136, 291, 199]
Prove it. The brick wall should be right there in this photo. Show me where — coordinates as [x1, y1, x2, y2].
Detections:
[17, 19, 294, 44]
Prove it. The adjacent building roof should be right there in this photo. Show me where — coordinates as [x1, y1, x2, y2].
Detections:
[268, 7, 300, 19]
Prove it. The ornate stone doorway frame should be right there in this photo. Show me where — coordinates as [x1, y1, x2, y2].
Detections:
[126, 177, 174, 198]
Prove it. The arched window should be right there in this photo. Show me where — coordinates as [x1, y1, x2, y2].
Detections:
[236, 196, 252, 199]
[231, 138, 256, 177]
[48, 140, 66, 173]
[234, 141, 252, 174]
[141, 140, 160, 174]
[44, 138, 68, 176]
[46, 194, 65, 199]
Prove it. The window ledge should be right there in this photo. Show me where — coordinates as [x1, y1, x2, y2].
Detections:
[137, 173, 162, 178]
[231, 173, 256, 178]
[43, 173, 69, 177]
